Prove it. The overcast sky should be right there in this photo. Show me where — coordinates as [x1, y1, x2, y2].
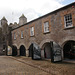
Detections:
[0, 0, 74, 24]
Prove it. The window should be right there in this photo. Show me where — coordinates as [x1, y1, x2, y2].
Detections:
[30, 27, 34, 36]
[64, 14, 73, 28]
[14, 33, 16, 40]
[21, 31, 23, 38]
[44, 22, 49, 33]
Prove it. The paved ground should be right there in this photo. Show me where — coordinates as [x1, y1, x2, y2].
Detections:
[0, 56, 75, 75]
[0, 56, 49, 75]
[10, 56, 75, 75]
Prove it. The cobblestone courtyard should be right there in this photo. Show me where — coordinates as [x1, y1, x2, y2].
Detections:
[0, 56, 75, 75]
[0, 56, 49, 75]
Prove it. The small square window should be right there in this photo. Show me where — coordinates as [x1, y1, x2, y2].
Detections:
[44, 22, 49, 33]
[64, 14, 73, 28]
[30, 27, 34, 36]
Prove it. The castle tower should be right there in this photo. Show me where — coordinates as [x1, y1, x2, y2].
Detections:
[1, 17, 8, 55]
[19, 14, 27, 26]
[1, 17, 8, 35]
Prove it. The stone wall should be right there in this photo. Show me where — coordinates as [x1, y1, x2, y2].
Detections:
[11, 3, 75, 56]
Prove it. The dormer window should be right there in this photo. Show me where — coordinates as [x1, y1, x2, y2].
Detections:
[64, 14, 73, 28]
[30, 27, 34, 36]
[21, 31, 23, 38]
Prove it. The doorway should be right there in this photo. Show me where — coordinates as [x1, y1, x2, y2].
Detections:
[20, 45, 26, 56]
[12, 46, 17, 56]
[63, 40, 75, 59]
[42, 43, 51, 59]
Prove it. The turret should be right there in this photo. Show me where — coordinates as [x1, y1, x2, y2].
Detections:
[1, 17, 8, 35]
[19, 14, 27, 26]
[1, 17, 8, 25]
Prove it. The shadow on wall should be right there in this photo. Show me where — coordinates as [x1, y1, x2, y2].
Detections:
[28, 43, 33, 57]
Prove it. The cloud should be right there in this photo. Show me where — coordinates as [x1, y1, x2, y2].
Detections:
[0, 0, 66, 24]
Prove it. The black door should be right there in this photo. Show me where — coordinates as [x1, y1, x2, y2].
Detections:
[32, 43, 41, 60]
[50, 41, 62, 62]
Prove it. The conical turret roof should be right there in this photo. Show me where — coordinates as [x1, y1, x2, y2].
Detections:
[19, 14, 26, 19]
[1, 16, 7, 21]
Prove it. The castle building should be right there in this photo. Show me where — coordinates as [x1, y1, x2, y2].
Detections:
[0, 2, 75, 62]
[0, 17, 11, 55]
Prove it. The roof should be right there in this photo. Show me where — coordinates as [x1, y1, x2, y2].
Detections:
[12, 2, 75, 31]
[1, 17, 7, 21]
[19, 14, 27, 19]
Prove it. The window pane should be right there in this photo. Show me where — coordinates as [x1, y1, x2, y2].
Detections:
[44, 22, 49, 33]
[21, 31, 23, 38]
[30, 27, 34, 36]
[64, 14, 72, 28]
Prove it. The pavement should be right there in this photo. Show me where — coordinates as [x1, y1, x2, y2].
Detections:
[0, 56, 49, 75]
[9, 56, 75, 75]
[0, 56, 75, 75]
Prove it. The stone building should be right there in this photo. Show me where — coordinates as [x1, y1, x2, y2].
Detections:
[0, 2, 75, 61]
[10, 2, 75, 61]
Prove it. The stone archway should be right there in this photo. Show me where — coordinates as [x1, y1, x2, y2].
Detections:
[63, 40, 75, 59]
[12, 45, 17, 56]
[41, 42, 51, 59]
[19, 45, 26, 56]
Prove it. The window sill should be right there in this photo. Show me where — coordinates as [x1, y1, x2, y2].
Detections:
[43, 31, 50, 34]
[21, 37, 24, 39]
[14, 39, 16, 40]
[30, 35, 35, 37]
[64, 26, 75, 30]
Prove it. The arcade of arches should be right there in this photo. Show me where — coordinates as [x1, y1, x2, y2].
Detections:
[11, 45, 26, 56]
[11, 40, 75, 60]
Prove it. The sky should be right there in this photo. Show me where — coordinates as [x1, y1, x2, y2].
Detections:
[0, 0, 74, 24]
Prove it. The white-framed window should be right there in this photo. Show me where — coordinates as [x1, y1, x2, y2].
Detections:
[44, 21, 49, 33]
[21, 31, 23, 38]
[30, 27, 34, 36]
[64, 14, 73, 28]
[14, 33, 16, 40]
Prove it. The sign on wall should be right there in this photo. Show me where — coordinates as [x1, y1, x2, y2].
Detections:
[50, 41, 62, 62]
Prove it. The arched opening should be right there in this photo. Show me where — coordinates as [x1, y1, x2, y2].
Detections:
[28, 44, 33, 57]
[41, 42, 51, 59]
[12, 45, 17, 56]
[20, 45, 26, 56]
[63, 40, 75, 59]
[7, 46, 12, 55]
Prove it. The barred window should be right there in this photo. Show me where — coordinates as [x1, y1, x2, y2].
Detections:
[44, 22, 49, 33]
[21, 31, 23, 38]
[64, 14, 73, 28]
[30, 27, 34, 36]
